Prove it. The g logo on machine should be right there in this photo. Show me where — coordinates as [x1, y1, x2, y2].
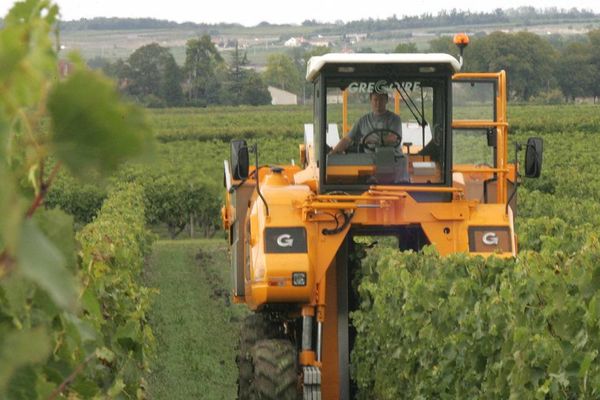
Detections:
[468, 226, 511, 253]
[276, 234, 294, 248]
[265, 227, 307, 253]
[482, 232, 499, 246]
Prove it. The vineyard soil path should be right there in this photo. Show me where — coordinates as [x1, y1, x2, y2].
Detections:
[143, 239, 246, 399]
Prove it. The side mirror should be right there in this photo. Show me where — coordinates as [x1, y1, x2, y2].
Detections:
[524, 137, 543, 178]
[230, 139, 249, 180]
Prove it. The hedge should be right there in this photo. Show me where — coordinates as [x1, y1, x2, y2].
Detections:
[352, 243, 600, 399]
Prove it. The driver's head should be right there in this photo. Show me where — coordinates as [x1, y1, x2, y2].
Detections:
[369, 92, 388, 115]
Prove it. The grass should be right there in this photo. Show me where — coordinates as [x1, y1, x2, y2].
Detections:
[143, 239, 247, 399]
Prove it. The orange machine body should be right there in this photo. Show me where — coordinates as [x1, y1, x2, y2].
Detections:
[223, 67, 519, 399]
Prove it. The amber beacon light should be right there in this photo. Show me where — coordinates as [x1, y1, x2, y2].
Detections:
[453, 32, 470, 48]
[453, 32, 470, 67]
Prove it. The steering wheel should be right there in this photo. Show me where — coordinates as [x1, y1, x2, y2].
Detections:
[361, 128, 402, 151]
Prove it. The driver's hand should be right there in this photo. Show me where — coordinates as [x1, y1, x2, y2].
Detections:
[383, 133, 397, 145]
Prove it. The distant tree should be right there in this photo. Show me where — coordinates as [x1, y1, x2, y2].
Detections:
[555, 42, 595, 101]
[394, 42, 418, 53]
[87, 56, 111, 70]
[587, 29, 600, 102]
[263, 53, 303, 94]
[126, 43, 183, 106]
[220, 42, 271, 106]
[428, 36, 455, 54]
[184, 35, 224, 106]
[302, 19, 319, 26]
[304, 46, 331, 59]
[102, 59, 131, 85]
[288, 46, 330, 103]
[127, 43, 164, 97]
[238, 70, 271, 105]
[160, 55, 184, 106]
[467, 32, 557, 100]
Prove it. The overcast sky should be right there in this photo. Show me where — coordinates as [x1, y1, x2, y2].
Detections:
[2, 0, 600, 26]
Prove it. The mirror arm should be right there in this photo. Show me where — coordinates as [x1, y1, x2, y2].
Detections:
[229, 144, 270, 216]
[252, 144, 270, 217]
[506, 142, 522, 214]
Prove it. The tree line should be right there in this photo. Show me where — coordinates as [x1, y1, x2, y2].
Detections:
[53, 7, 599, 33]
[91, 36, 333, 107]
[334, 7, 598, 34]
[94, 35, 272, 107]
[93, 28, 600, 107]
[58, 17, 241, 31]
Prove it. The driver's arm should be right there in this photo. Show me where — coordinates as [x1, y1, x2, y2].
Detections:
[331, 121, 361, 154]
[330, 136, 352, 154]
[392, 115, 402, 142]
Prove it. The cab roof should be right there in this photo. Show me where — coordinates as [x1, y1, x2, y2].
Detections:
[306, 53, 461, 82]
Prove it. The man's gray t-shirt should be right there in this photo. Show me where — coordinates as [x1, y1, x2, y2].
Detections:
[348, 111, 402, 144]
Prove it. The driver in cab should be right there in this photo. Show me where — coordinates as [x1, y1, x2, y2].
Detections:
[330, 91, 402, 154]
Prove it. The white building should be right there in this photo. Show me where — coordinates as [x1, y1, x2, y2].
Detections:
[268, 86, 298, 105]
[284, 37, 304, 47]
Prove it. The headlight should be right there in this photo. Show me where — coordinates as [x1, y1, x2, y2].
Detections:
[292, 272, 307, 286]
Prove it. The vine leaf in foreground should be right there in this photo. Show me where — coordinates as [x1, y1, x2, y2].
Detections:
[17, 220, 77, 311]
[48, 69, 154, 179]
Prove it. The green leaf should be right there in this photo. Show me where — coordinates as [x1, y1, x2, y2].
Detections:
[6, 365, 38, 400]
[115, 320, 141, 352]
[0, 25, 28, 81]
[107, 378, 125, 397]
[0, 273, 31, 320]
[48, 69, 154, 179]
[95, 347, 115, 364]
[17, 220, 77, 311]
[0, 327, 50, 391]
[81, 288, 102, 321]
[63, 313, 97, 344]
[578, 351, 597, 378]
[33, 208, 76, 271]
[549, 372, 570, 387]
[34, 374, 56, 400]
[116, 320, 139, 342]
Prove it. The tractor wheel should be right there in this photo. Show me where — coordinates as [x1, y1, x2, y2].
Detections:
[249, 339, 300, 400]
[237, 314, 285, 400]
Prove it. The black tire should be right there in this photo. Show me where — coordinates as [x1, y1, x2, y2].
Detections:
[238, 314, 284, 400]
[249, 339, 300, 400]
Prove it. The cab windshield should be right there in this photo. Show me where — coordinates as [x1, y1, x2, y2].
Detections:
[324, 77, 447, 186]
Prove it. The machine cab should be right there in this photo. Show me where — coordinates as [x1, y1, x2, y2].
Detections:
[306, 54, 460, 196]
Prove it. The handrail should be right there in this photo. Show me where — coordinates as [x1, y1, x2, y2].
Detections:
[453, 166, 509, 173]
[314, 194, 400, 201]
[453, 72, 503, 79]
[453, 120, 508, 128]
[370, 185, 463, 193]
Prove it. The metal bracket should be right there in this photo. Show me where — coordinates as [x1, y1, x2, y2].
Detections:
[303, 366, 321, 400]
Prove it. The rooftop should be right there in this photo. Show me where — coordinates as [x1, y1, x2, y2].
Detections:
[306, 53, 461, 81]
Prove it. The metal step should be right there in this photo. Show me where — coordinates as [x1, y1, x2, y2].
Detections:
[303, 366, 321, 400]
